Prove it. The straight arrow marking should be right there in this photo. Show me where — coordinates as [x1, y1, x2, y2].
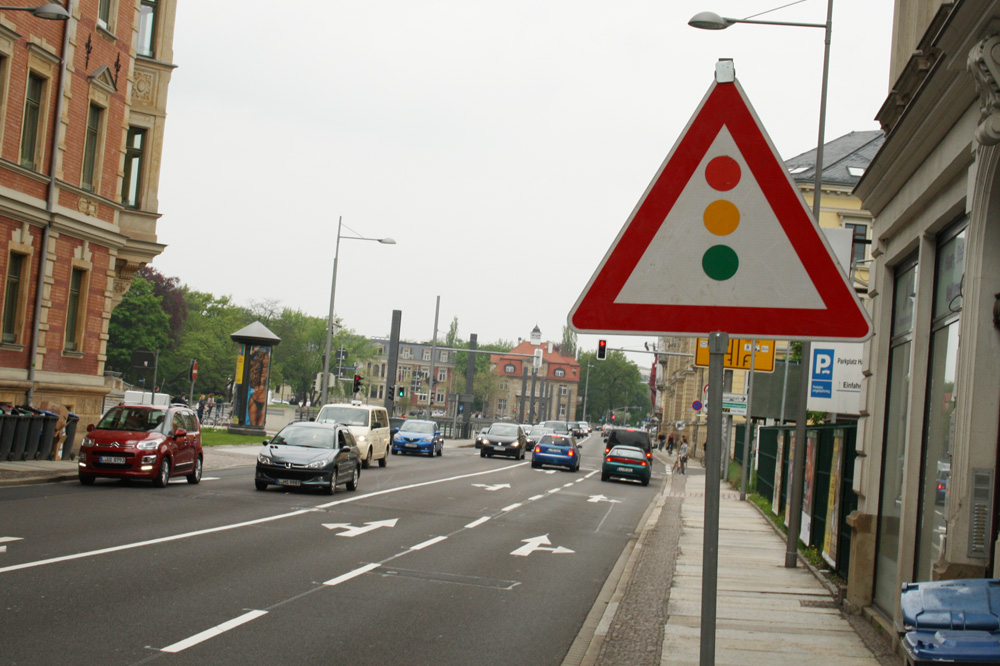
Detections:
[471, 483, 511, 491]
[322, 519, 398, 537]
[511, 534, 575, 557]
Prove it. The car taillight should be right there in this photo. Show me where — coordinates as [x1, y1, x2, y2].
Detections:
[568, 450, 575, 457]
[604, 447, 610, 455]
[534, 445, 541, 453]
[646, 451, 652, 459]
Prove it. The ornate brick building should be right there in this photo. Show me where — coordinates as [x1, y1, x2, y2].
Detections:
[0, 1, 176, 429]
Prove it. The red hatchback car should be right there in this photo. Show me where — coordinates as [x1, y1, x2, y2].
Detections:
[78, 403, 203, 487]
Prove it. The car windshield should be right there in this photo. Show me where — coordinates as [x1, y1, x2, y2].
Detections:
[610, 430, 650, 447]
[270, 425, 336, 449]
[402, 421, 434, 434]
[488, 424, 518, 437]
[540, 421, 569, 433]
[539, 435, 570, 445]
[316, 406, 370, 426]
[608, 446, 645, 460]
[96, 407, 167, 433]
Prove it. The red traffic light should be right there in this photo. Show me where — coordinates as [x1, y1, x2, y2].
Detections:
[597, 339, 607, 360]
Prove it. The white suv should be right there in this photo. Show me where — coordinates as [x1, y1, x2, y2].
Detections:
[315, 402, 391, 468]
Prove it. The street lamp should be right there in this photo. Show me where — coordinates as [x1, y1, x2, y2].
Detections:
[320, 216, 395, 405]
[0, 4, 71, 19]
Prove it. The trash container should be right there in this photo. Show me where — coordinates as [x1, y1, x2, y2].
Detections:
[19, 409, 44, 460]
[10, 411, 33, 460]
[60, 412, 79, 460]
[0, 412, 17, 460]
[900, 579, 1000, 665]
[36, 410, 58, 460]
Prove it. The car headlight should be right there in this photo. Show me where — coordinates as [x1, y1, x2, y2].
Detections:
[136, 439, 159, 450]
[257, 452, 272, 464]
[81, 437, 93, 448]
[306, 459, 330, 469]
[356, 435, 367, 443]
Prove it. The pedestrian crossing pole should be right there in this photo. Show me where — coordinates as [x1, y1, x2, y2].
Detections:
[701, 331, 727, 665]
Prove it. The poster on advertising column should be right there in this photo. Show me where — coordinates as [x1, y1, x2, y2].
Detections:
[808, 342, 864, 414]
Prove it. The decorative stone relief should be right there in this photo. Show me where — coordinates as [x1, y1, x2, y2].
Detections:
[969, 33, 1000, 145]
[133, 71, 153, 105]
[73, 241, 92, 263]
[112, 258, 145, 299]
[77, 197, 98, 217]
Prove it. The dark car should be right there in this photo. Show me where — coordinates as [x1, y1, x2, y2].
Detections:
[538, 420, 572, 436]
[604, 427, 653, 462]
[479, 422, 528, 459]
[78, 403, 203, 487]
[254, 422, 361, 494]
[391, 419, 443, 457]
[531, 433, 581, 471]
[526, 426, 555, 449]
[602, 445, 651, 486]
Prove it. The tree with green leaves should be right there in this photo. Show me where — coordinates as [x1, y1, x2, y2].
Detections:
[106, 277, 171, 386]
[577, 350, 648, 423]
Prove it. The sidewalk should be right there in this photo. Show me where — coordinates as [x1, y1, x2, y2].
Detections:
[572, 451, 900, 666]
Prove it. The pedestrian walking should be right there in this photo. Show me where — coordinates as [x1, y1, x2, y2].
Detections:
[197, 395, 206, 421]
[678, 438, 689, 475]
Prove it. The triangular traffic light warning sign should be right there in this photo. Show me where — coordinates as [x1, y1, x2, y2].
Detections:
[569, 75, 872, 342]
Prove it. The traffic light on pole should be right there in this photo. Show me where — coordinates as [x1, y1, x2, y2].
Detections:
[353, 374, 362, 393]
[397, 385, 405, 398]
[597, 339, 607, 360]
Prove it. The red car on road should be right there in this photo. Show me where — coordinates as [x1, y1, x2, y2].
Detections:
[78, 403, 203, 487]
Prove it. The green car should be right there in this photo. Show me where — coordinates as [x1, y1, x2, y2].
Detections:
[601, 445, 651, 486]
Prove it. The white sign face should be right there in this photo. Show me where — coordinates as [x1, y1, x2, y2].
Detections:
[807, 342, 864, 414]
[721, 392, 748, 416]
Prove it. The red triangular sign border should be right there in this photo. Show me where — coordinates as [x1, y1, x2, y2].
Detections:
[569, 77, 872, 342]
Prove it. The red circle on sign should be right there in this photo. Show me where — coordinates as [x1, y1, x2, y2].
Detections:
[705, 156, 740, 191]
[692, 400, 703, 411]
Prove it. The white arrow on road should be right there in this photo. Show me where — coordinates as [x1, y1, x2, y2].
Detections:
[471, 483, 511, 492]
[322, 519, 398, 537]
[587, 495, 621, 504]
[511, 534, 574, 557]
[0, 536, 23, 554]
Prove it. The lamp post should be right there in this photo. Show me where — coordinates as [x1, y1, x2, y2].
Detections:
[320, 216, 395, 405]
[0, 4, 71, 19]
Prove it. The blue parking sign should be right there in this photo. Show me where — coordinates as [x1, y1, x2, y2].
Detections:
[811, 348, 834, 399]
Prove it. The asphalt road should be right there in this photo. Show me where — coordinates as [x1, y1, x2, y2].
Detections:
[0, 433, 657, 666]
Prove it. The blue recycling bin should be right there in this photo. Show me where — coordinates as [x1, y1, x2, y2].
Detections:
[901, 579, 1000, 664]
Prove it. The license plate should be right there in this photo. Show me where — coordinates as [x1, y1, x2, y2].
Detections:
[617, 467, 631, 473]
[547, 448, 562, 454]
[405, 443, 417, 448]
[276, 478, 301, 486]
[99, 456, 126, 464]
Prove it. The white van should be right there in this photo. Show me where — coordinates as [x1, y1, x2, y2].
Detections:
[315, 402, 391, 468]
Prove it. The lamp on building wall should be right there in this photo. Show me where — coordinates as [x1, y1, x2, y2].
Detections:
[0, 4, 71, 19]
[320, 216, 395, 405]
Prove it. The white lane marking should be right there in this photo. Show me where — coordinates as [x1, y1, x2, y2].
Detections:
[324, 562, 380, 586]
[587, 495, 621, 504]
[528, 494, 545, 501]
[168, 477, 220, 484]
[510, 534, 575, 557]
[1, 464, 525, 575]
[501, 503, 522, 512]
[563, 482, 575, 488]
[410, 536, 447, 551]
[322, 519, 398, 537]
[160, 610, 267, 653]
[0, 537, 23, 543]
[465, 517, 490, 529]
[547, 488, 561, 495]
[471, 483, 510, 491]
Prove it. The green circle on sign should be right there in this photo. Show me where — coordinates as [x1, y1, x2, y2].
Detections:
[702, 245, 739, 281]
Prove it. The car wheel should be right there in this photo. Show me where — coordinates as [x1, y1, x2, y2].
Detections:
[346, 465, 359, 492]
[187, 456, 203, 484]
[79, 471, 95, 485]
[480, 449, 486, 458]
[641, 477, 650, 486]
[601, 471, 610, 482]
[378, 449, 388, 467]
[254, 479, 268, 491]
[362, 447, 372, 469]
[391, 448, 398, 455]
[531, 460, 540, 469]
[487, 451, 493, 458]
[153, 458, 170, 488]
[325, 468, 337, 495]
[436, 446, 442, 457]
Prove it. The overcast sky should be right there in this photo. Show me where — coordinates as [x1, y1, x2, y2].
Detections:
[155, 0, 894, 368]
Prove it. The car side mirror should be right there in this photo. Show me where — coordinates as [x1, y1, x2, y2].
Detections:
[435, 430, 441, 436]
[174, 428, 187, 439]
[393, 427, 400, 433]
[340, 445, 352, 452]
[87, 423, 95, 432]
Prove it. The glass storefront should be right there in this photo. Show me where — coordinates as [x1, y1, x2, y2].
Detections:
[873, 258, 917, 612]
[915, 225, 965, 581]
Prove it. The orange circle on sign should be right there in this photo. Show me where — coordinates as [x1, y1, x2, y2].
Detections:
[703, 200, 739, 236]
[705, 156, 740, 191]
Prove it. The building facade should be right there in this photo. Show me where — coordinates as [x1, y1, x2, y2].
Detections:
[490, 326, 580, 423]
[366, 338, 456, 417]
[0, 1, 176, 430]
[849, 0, 1000, 634]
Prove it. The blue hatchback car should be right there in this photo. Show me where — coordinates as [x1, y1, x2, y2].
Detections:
[391, 419, 443, 457]
[531, 433, 580, 472]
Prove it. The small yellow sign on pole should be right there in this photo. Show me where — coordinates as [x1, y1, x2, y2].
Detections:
[694, 338, 776, 372]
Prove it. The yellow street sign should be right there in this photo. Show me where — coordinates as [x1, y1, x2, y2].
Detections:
[694, 338, 776, 372]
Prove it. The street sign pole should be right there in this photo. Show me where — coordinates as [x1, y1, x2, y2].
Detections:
[740, 340, 758, 500]
[701, 331, 727, 666]
[786, 341, 811, 567]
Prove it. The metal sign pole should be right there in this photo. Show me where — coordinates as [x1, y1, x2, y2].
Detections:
[739, 340, 758, 500]
[785, 340, 811, 567]
[701, 331, 727, 665]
